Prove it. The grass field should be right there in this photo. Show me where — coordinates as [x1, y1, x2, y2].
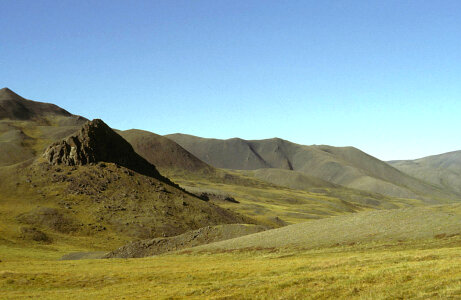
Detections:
[1, 237, 461, 299]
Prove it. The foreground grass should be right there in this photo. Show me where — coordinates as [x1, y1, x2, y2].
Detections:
[2, 238, 461, 299]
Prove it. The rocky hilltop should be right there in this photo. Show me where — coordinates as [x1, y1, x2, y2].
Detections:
[44, 119, 163, 179]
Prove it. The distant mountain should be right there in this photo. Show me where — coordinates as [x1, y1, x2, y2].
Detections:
[118, 129, 214, 175]
[166, 134, 453, 200]
[389, 150, 461, 195]
[0, 88, 87, 167]
[0, 87, 79, 122]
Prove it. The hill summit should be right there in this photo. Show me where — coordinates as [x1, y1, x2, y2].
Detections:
[0, 87, 73, 120]
[44, 119, 163, 179]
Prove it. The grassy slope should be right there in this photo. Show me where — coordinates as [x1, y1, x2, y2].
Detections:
[0, 161, 253, 253]
[166, 134, 456, 200]
[194, 204, 461, 251]
[390, 150, 461, 195]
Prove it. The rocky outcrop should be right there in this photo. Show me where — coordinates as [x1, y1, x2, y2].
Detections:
[44, 119, 163, 179]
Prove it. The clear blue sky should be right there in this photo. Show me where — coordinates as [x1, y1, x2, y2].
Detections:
[1, 1, 460, 160]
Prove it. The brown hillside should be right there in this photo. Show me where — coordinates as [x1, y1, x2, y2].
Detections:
[118, 129, 214, 174]
[0, 87, 74, 121]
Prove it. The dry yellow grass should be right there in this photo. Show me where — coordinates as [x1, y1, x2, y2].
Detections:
[1, 237, 461, 299]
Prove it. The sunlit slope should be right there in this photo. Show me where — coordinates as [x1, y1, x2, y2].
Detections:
[390, 150, 461, 195]
[195, 204, 461, 251]
[167, 134, 454, 200]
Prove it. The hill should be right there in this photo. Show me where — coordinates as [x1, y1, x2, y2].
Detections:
[0, 88, 87, 167]
[166, 134, 454, 200]
[118, 129, 214, 175]
[389, 150, 461, 195]
[0, 88, 74, 121]
[0, 119, 255, 251]
[193, 203, 461, 252]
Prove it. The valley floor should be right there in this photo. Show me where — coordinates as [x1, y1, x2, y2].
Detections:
[1, 237, 461, 299]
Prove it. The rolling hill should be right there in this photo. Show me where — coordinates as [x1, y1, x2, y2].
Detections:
[166, 134, 455, 200]
[193, 203, 461, 252]
[389, 150, 461, 195]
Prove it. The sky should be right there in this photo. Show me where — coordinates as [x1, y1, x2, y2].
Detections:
[1, 1, 460, 161]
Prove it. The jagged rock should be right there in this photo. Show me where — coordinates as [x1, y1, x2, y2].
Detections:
[43, 119, 163, 179]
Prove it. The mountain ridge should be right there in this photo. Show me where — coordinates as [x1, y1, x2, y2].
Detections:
[166, 133, 455, 200]
[389, 150, 461, 195]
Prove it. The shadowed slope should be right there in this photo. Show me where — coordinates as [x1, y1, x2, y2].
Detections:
[0, 88, 73, 121]
[118, 129, 214, 174]
[390, 150, 461, 195]
[166, 134, 452, 200]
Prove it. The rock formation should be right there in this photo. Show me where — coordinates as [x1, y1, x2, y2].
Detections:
[44, 119, 163, 179]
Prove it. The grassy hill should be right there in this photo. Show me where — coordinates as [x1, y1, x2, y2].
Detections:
[194, 203, 461, 252]
[167, 133, 455, 200]
[390, 150, 461, 195]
